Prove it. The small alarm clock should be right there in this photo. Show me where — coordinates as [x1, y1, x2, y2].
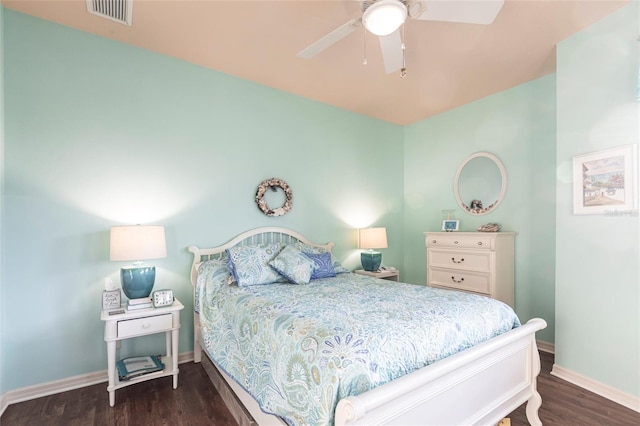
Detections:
[152, 289, 175, 308]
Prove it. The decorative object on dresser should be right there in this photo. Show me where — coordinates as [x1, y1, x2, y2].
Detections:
[358, 227, 388, 271]
[255, 177, 293, 217]
[454, 151, 507, 215]
[109, 225, 167, 308]
[425, 231, 516, 308]
[101, 299, 184, 407]
[477, 222, 501, 232]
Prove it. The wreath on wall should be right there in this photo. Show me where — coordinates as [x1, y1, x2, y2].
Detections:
[255, 178, 293, 217]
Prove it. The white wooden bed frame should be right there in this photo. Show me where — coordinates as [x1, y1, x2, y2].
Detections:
[189, 227, 547, 426]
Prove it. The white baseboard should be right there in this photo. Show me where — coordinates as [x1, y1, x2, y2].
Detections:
[536, 340, 555, 354]
[0, 351, 194, 417]
[551, 364, 640, 413]
[0, 393, 8, 419]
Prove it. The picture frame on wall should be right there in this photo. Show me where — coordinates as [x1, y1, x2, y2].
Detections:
[572, 145, 638, 215]
[442, 219, 460, 232]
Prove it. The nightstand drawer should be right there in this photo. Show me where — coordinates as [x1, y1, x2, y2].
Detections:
[118, 314, 172, 338]
[428, 267, 491, 295]
[428, 250, 491, 272]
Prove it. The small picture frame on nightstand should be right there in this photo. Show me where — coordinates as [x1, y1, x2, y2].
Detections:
[442, 220, 460, 232]
[102, 289, 121, 310]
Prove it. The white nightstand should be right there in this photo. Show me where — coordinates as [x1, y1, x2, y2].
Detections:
[100, 299, 184, 407]
[354, 268, 400, 282]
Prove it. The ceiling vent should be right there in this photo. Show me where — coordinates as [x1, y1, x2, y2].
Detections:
[86, 0, 132, 26]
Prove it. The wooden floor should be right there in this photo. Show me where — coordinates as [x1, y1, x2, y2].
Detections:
[2, 351, 639, 425]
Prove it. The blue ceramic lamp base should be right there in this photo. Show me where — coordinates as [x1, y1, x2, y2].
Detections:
[361, 251, 382, 272]
[121, 266, 156, 300]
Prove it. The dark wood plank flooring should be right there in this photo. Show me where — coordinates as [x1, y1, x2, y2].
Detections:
[2, 351, 639, 425]
[1, 361, 237, 426]
[509, 352, 639, 426]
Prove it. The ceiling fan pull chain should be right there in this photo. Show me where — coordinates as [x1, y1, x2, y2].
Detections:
[400, 23, 407, 78]
[362, 26, 368, 65]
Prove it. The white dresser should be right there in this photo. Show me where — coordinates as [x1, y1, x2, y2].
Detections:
[424, 232, 516, 308]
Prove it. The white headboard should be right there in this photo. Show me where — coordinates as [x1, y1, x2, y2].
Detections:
[187, 226, 335, 289]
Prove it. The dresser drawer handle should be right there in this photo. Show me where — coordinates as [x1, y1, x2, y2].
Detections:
[431, 240, 437, 244]
[451, 257, 464, 264]
[454, 241, 459, 244]
[451, 276, 464, 283]
[142, 323, 151, 329]
[477, 241, 483, 246]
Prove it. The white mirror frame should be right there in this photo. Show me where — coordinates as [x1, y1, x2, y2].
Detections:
[454, 151, 507, 215]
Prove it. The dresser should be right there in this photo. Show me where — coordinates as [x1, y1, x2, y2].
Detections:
[424, 232, 516, 308]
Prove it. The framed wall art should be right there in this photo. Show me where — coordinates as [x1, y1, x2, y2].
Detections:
[573, 145, 638, 215]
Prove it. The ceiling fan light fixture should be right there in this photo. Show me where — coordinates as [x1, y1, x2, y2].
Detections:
[363, 0, 408, 36]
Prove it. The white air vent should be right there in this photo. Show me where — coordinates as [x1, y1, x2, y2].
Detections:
[86, 0, 132, 26]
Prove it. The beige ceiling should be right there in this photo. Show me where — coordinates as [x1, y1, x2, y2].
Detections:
[3, 0, 629, 125]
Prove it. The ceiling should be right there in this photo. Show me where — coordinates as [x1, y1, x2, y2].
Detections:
[3, 0, 629, 125]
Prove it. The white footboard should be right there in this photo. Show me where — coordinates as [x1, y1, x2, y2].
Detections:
[335, 318, 547, 426]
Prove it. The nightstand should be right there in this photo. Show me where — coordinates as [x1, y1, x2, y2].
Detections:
[101, 299, 184, 407]
[354, 269, 400, 282]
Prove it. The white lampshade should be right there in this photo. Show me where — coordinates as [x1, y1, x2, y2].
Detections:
[359, 227, 388, 250]
[363, 0, 408, 36]
[110, 225, 167, 262]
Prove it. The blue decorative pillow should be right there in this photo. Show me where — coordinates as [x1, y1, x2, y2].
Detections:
[195, 257, 231, 313]
[226, 244, 286, 286]
[269, 245, 316, 285]
[304, 252, 337, 279]
[293, 242, 350, 274]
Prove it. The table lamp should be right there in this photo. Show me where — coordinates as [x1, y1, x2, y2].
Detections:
[359, 227, 388, 272]
[110, 225, 167, 304]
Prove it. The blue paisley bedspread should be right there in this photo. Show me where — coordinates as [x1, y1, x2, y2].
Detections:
[197, 266, 520, 426]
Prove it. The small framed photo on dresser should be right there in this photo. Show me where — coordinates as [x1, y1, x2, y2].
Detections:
[442, 220, 459, 232]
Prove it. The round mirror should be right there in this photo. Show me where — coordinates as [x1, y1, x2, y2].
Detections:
[454, 152, 506, 215]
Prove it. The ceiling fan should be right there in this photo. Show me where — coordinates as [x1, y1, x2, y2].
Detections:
[297, 0, 505, 75]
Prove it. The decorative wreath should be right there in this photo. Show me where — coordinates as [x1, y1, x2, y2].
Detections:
[255, 178, 293, 217]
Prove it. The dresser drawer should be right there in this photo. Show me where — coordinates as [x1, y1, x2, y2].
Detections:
[118, 314, 173, 338]
[428, 249, 491, 272]
[428, 267, 491, 295]
[426, 235, 493, 249]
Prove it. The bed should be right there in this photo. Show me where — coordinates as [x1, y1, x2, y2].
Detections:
[189, 227, 546, 425]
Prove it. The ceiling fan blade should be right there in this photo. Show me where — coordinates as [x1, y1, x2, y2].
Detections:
[379, 30, 403, 74]
[411, 0, 504, 25]
[297, 18, 362, 59]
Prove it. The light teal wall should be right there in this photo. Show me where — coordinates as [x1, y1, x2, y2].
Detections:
[1, 10, 403, 392]
[556, 1, 639, 398]
[0, 0, 5, 396]
[403, 75, 557, 344]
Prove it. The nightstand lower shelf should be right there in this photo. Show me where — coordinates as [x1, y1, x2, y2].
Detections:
[354, 269, 400, 282]
[110, 356, 178, 391]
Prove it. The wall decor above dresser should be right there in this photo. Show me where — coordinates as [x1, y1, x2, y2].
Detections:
[454, 152, 507, 215]
[424, 231, 516, 308]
